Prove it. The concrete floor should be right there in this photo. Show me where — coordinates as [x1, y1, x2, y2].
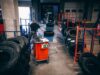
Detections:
[29, 26, 83, 75]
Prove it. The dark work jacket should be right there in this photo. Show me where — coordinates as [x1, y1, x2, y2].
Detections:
[30, 23, 40, 32]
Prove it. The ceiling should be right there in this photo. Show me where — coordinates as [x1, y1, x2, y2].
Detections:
[18, 0, 60, 2]
[18, 0, 100, 3]
[18, 0, 31, 1]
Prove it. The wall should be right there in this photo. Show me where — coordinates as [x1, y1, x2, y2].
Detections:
[18, 1, 31, 6]
[91, 3, 100, 22]
[41, 0, 60, 3]
[0, 0, 20, 38]
[64, 2, 99, 22]
[64, 2, 84, 22]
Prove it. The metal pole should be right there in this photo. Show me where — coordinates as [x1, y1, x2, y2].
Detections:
[90, 30, 95, 53]
[74, 26, 79, 64]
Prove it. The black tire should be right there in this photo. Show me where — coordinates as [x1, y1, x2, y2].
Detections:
[65, 37, 68, 45]
[16, 36, 26, 46]
[63, 29, 67, 36]
[61, 28, 65, 36]
[46, 27, 54, 31]
[23, 36, 28, 45]
[1, 41, 21, 53]
[0, 46, 18, 73]
[46, 23, 54, 27]
[44, 31, 54, 36]
[97, 52, 100, 60]
[78, 53, 100, 75]
[8, 37, 24, 48]
[17, 36, 28, 45]
[15, 36, 30, 64]
[68, 42, 83, 56]
[64, 28, 73, 36]
[68, 29, 76, 38]
[68, 22, 73, 27]
[0, 33, 6, 42]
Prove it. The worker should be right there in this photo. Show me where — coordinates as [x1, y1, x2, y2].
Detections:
[29, 20, 40, 42]
[30, 20, 40, 50]
[30, 20, 40, 33]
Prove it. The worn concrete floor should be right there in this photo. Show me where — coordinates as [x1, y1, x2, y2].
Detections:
[29, 26, 83, 75]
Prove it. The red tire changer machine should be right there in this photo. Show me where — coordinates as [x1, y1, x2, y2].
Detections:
[33, 38, 49, 63]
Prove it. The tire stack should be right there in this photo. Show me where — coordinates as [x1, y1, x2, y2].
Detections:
[44, 22, 54, 36]
[64, 29, 83, 56]
[65, 29, 76, 45]
[61, 20, 76, 36]
[0, 36, 30, 75]
[78, 52, 100, 75]
[61, 19, 67, 36]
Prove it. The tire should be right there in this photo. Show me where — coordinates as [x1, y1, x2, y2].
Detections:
[97, 52, 100, 60]
[1, 41, 21, 53]
[68, 22, 73, 27]
[64, 28, 72, 36]
[44, 31, 54, 36]
[17, 36, 28, 45]
[15, 36, 30, 63]
[68, 42, 83, 56]
[99, 39, 100, 44]
[63, 29, 67, 36]
[46, 27, 54, 31]
[8, 37, 24, 48]
[68, 29, 76, 38]
[16, 36, 26, 46]
[46, 23, 54, 27]
[0, 33, 6, 42]
[65, 36, 68, 45]
[23, 36, 28, 45]
[61, 28, 65, 36]
[78, 53, 100, 75]
[0, 46, 18, 73]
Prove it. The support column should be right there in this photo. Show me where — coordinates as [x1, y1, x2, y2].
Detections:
[14, 0, 20, 36]
[83, 1, 93, 20]
[83, 2, 89, 20]
[87, 2, 94, 20]
[60, 0, 64, 12]
[0, 0, 19, 38]
[31, 0, 40, 21]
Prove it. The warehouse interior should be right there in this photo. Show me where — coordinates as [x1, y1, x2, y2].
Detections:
[0, 0, 100, 75]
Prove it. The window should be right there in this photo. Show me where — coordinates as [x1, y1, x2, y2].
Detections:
[66, 10, 70, 12]
[72, 9, 77, 12]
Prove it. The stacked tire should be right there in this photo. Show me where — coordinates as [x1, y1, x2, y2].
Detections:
[0, 36, 30, 75]
[64, 29, 83, 57]
[44, 31, 54, 36]
[65, 29, 76, 45]
[68, 41, 83, 56]
[61, 19, 67, 36]
[46, 22, 54, 27]
[78, 53, 100, 75]
[44, 22, 54, 36]
[61, 20, 76, 36]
